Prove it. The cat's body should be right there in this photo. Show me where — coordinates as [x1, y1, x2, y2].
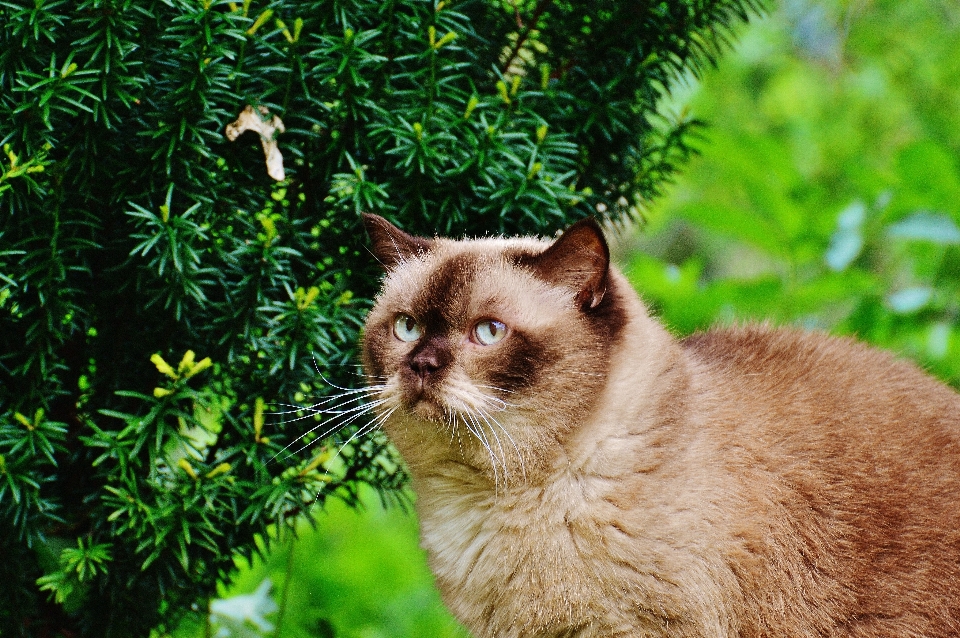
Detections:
[360, 214, 960, 638]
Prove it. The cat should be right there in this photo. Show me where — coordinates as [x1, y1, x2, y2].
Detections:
[359, 213, 960, 638]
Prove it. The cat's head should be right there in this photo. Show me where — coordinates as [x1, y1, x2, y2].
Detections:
[361, 215, 627, 484]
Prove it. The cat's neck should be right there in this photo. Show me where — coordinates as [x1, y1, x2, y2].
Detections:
[562, 272, 690, 477]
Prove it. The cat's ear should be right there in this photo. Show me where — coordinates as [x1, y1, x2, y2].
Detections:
[530, 218, 610, 310]
[362, 213, 434, 270]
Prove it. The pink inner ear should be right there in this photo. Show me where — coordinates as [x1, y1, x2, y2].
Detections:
[529, 218, 610, 310]
[362, 213, 434, 269]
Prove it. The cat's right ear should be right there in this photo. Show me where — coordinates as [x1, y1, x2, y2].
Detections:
[527, 218, 610, 310]
[362, 214, 434, 270]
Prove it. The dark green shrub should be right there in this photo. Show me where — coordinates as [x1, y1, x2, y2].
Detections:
[0, 0, 763, 634]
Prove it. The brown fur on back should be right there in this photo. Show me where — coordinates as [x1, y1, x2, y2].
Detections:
[685, 327, 960, 637]
[360, 215, 960, 637]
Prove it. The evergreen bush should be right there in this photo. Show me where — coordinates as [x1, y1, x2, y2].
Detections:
[0, 0, 763, 634]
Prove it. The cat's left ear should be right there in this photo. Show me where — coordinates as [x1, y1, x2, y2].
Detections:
[529, 218, 609, 310]
[362, 213, 434, 270]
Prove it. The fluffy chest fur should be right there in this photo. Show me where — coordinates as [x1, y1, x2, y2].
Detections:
[413, 440, 742, 638]
[360, 214, 960, 638]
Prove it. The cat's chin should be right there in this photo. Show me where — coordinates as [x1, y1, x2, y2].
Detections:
[406, 397, 447, 422]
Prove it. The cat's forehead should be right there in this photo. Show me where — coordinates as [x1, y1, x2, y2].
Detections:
[379, 236, 566, 328]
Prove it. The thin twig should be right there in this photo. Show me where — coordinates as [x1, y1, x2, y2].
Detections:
[499, 0, 553, 74]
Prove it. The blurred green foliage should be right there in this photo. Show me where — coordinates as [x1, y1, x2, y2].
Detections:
[627, 0, 960, 385]
[173, 492, 468, 638]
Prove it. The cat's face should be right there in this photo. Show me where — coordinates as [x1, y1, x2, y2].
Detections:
[361, 215, 625, 484]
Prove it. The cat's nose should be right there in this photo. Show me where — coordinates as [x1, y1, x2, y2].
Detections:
[410, 351, 441, 379]
[409, 345, 448, 381]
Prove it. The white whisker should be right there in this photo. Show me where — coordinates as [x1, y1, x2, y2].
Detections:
[316, 372, 384, 393]
[334, 404, 399, 459]
[473, 383, 517, 395]
[477, 403, 526, 482]
[458, 399, 506, 492]
[474, 393, 513, 411]
[305, 403, 400, 505]
[271, 385, 387, 415]
[476, 408, 510, 489]
[269, 395, 392, 463]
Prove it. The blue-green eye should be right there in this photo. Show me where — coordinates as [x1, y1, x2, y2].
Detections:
[393, 314, 423, 342]
[473, 319, 507, 345]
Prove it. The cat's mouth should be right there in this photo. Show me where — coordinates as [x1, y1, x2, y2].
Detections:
[401, 384, 448, 421]
[410, 397, 446, 421]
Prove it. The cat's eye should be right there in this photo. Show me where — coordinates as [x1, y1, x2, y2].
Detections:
[473, 319, 508, 346]
[393, 314, 423, 342]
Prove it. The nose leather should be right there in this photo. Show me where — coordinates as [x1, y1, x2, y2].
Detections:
[408, 338, 451, 382]
[410, 350, 440, 378]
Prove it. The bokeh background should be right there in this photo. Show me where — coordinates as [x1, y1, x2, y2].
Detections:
[169, 0, 960, 635]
